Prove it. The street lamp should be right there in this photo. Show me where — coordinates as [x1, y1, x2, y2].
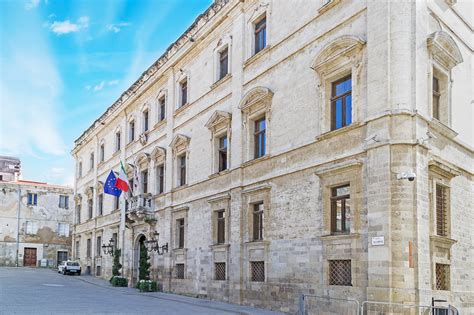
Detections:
[144, 231, 168, 255]
[102, 238, 115, 256]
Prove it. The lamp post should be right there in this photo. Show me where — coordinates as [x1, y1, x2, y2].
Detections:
[101, 238, 115, 256]
[144, 231, 168, 255]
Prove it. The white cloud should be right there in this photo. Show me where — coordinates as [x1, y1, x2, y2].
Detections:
[25, 0, 40, 10]
[85, 85, 91, 90]
[106, 22, 130, 33]
[108, 80, 119, 86]
[48, 16, 89, 35]
[93, 81, 105, 91]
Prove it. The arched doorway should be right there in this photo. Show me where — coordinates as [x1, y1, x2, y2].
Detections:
[132, 234, 146, 286]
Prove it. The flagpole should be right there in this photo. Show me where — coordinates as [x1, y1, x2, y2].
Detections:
[120, 192, 126, 279]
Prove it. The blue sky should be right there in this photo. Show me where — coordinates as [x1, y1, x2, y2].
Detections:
[0, 0, 212, 186]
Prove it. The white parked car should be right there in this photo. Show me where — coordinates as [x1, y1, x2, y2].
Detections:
[58, 261, 81, 275]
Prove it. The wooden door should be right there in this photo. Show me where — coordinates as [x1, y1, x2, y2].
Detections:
[23, 248, 37, 267]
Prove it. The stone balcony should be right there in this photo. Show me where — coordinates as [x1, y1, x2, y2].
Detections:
[126, 194, 156, 225]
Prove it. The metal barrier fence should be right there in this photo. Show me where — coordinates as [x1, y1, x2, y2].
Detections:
[299, 294, 360, 315]
[298, 295, 459, 315]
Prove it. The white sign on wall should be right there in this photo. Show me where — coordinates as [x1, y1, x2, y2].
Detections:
[371, 236, 385, 246]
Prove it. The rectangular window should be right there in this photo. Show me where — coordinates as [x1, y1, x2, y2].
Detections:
[177, 218, 185, 249]
[180, 80, 188, 107]
[159, 97, 166, 121]
[75, 240, 80, 259]
[331, 75, 352, 130]
[57, 223, 69, 236]
[216, 210, 225, 244]
[254, 17, 266, 54]
[86, 238, 91, 258]
[330, 185, 351, 234]
[25, 221, 37, 235]
[78, 162, 82, 177]
[179, 155, 186, 186]
[129, 121, 135, 143]
[254, 117, 266, 159]
[112, 233, 118, 249]
[157, 164, 164, 194]
[114, 196, 119, 210]
[143, 110, 149, 132]
[252, 202, 264, 241]
[90, 153, 94, 170]
[116, 132, 121, 151]
[76, 205, 81, 224]
[98, 194, 103, 216]
[433, 77, 440, 120]
[436, 184, 448, 237]
[88, 199, 93, 219]
[251, 261, 265, 282]
[100, 144, 105, 162]
[329, 260, 352, 286]
[27, 193, 38, 206]
[218, 135, 228, 172]
[215, 262, 226, 281]
[175, 263, 185, 279]
[96, 266, 101, 277]
[141, 170, 148, 194]
[58, 195, 69, 209]
[219, 47, 229, 80]
[435, 263, 450, 290]
[96, 236, 101, 256]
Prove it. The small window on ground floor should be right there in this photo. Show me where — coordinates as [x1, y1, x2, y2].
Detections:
[175, 263, 185, 279]
[329, 259, 352, 286]
[250, 261, 265, 282]
[215, 262, 226, 281]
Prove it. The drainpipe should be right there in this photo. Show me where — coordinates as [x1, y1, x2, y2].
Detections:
[15, 184, 21, 267]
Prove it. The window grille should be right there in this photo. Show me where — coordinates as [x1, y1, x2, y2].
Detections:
[329, 260, 352, 286]
[251, 261, 265, 282]
[96, 266, 101, 276]
[436, 184, 448, 237]
[215, 262, 226, 281]
[436, 263, 450, 291]
[175, 264, 185, 279]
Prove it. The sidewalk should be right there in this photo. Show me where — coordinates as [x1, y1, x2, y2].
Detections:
[75, 275, 286, 315]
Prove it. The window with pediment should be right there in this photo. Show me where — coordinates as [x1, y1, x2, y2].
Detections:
[427, 31, 463, 126]
[151, 146, 166, 194]
[239, 87, 273, 162]
[206, 111, 231, 174]
[170, 134, 190, 188]
[312, 36, 365, 134]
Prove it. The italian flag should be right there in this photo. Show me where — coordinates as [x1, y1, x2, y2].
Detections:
[115, 161, 129, 192]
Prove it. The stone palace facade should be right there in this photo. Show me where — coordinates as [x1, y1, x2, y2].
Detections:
[71, 0, 473, 312]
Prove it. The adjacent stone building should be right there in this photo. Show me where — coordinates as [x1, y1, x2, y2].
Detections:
[71, 0, 473, 312]
[0, 180, 74, 267]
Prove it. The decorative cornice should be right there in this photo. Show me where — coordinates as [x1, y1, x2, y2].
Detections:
[427, 31, 463, 70]
[73, 0, 231, 150]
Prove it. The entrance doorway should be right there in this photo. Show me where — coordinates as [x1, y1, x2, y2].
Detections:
[57, 251, 68, 266]
[133, 234, 147, 286]
[23, 248, 37, 267]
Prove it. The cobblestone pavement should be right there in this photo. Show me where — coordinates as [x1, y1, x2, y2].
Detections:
[0, 267, 286, 315]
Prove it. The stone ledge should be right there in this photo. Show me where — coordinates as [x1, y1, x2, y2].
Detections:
[243, 45, 272, 68]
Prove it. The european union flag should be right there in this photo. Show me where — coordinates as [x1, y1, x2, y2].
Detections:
[104, 170, 122, 197]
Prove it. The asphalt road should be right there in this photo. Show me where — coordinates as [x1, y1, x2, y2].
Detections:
[0, 267, 285, 315]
